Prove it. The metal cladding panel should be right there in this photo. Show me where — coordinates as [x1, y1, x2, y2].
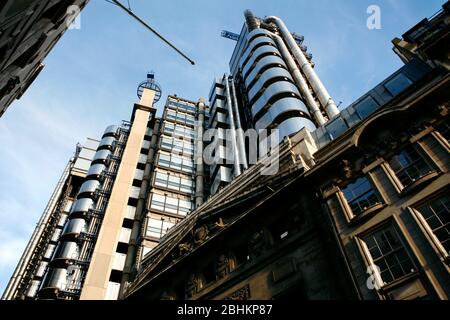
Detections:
[98, 136, 116, 149]
[41, 268, 67, 290]
[79, 180, 100, 195]
[87, 163, 106, 177]
[244, 55, 287, 86]
[251, 81, 301, 118]
[92, 149, 111, 163]
[70, 198, 94, 214]
[255, 97, 310, 131]
[54, 241, 79, 260]
[277, 117, 316, 143]
[240, 36, 276, 68]
[248, 67, 294, 101]
[242, 45, 281, 77]
[62, 218, 86, 236]
[210, 166, 233, 195]
[103, 125, 119, 137]
[246, 28, 274, 41]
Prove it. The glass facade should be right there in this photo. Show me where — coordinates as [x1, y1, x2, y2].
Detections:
[146, 217, 176, 239]
[154, 170, 194, 194]
[144, 97, 198, 257]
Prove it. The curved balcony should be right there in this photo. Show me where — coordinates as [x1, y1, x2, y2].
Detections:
[92, 149, 111, 165]
[255, 97, 310, 131]
[78, 180, 100, 198]
[103, 125, 119, 138]
[248, 67, 294, 103]
[246, 28, 275, 43]
[240, 36, 276, 70]
[242, 45, 282, 78]
[244, 55, 287, 87]
[98, 136, 116, 151]
[251, 81, 302, 119]
[86, 164, 106, 179]
[277, 117, 317, 143]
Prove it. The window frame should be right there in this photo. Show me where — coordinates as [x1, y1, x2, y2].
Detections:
[355, 220, 419, 292]
[408, 191, 450, 265]
[336, 173, 385, 224]
[385, 143, 439, 194]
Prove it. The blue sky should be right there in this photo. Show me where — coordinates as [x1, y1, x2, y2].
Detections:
[0, 0, 445, 295]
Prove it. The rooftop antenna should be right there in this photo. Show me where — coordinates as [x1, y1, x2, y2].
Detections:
[107, 0, 195, 65]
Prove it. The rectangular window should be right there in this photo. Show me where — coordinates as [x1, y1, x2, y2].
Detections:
[342, 177, 381, 216]
[149, 193, 193, 216]
[362, 225, 416, 285]
[384, 73, 413, 96]
[150, 194, 165, 212]
[388, 145, 434, 187]
[325, 117, 348, 140]
[417, 194, 450, 255]
[354, 96, 380, 119]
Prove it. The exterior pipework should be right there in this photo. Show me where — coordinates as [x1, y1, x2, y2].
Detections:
[39, 126, 117, 296]
[224, 73, 241, 177]
[229, 77, 248, 170]
[120, 119, 161, 296]
[195, 98, 206, 207]
[244, 9, 258, 31]
[264, 15, 340, 119]
[272, 34, 325, 126]
[2, 159, 72, 300]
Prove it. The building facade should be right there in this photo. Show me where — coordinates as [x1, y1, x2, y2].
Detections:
[3, 3, 449, 300]
[0, 0, 89, 117]
[123, 5, 450, 300]
[2, 137, 99, 300]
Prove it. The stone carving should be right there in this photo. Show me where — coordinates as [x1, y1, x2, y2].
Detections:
[216, 253, 230, 279]
[340, 159, 353, 179]
[248, 230, 265, 259]
[178, 241, 193, 255]
[193, 224, 209, 245]
[224, 284, 251, 300]
[185, 274, 202, 298]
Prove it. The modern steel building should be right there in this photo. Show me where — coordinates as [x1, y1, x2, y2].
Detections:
[0, 0, 89, 117]
[2, 137, 99, 300]
[2, 74, 212, 300]
[124, 5, 450, 300]
[3, 3, 450, 300]
[207, 9, 342, 194]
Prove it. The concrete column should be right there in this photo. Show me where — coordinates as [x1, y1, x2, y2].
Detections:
[80, 88, 155, 300]
[119, 118, 160, 296]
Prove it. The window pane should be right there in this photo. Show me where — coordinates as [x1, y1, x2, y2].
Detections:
[362, 225, 415, 285]
[354, 96, 380, 119]
[385, 73, 413, 96]
[342, 177, 380, 215]
[325, 117, 348, 140]
[389, 146, 433, 187]
[418, 194, 450, 254]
